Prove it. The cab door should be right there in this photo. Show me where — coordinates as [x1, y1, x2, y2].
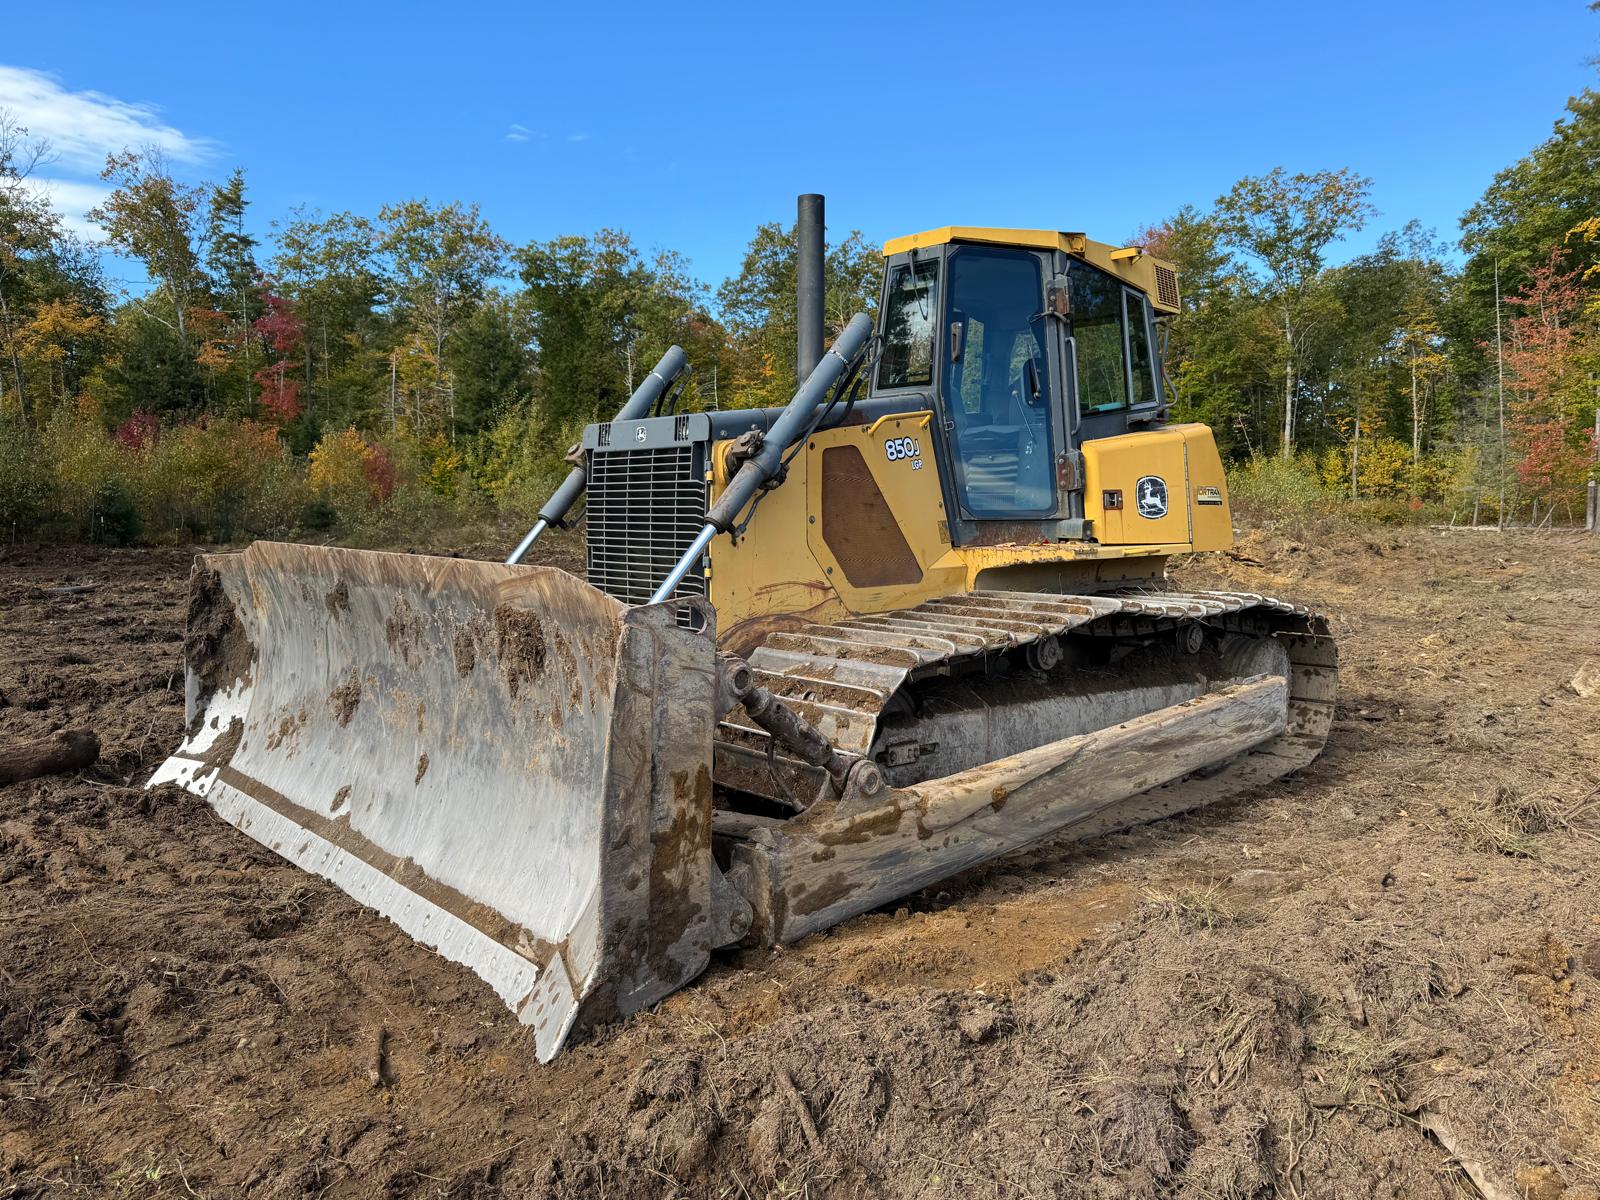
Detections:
[939, 246, 1060, 521]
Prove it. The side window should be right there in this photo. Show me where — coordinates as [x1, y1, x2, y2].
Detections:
[877, 259, 938, 388]
[1069, 264, 1127, 412]
[1125, 290, 1155, 407]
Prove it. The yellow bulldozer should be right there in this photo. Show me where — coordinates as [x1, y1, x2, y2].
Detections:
[152, 196, 1336, 1060]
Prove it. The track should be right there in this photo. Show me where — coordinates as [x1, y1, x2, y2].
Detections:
[713, 588, 1336, 811]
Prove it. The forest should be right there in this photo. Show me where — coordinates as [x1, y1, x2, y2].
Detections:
[1, 76, 1598, 545]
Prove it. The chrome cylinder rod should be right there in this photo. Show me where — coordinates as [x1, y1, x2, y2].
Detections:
[506, 345, 689, 565]
[648, 524, 718, 606]
[647, 312, 872, 604]
[506, 519, 548, 566]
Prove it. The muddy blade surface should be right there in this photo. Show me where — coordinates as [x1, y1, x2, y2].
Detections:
[150, 542, 717, 1060]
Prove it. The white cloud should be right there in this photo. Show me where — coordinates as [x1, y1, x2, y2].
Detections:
[18, 176, 112, 241]
[567, 130, 589, 143]
[506, 122, 530, 142]
[0, 64, 212, 171]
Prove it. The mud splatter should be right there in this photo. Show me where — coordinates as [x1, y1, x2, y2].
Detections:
[414, 754, 429, 784]
[184, 567, 257, 732]
[198, 716, 243, 769]
[330, 784, 351, 813]
[550, 627, 583, 708]
[493, 605, 546, 700]
[265, 709, 308, 752]
[328, 670, 362, 727]
[324, 580, 350, 616]
[452, 618, 486, 677]
[385, 598, 420, 663]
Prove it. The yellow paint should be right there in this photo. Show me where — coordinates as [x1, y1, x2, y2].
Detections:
[880, 225, 1180, 314]
[707, 413, 963, 652]
[706, 414, 1231, 650]
[1082, 424, 1231, 552]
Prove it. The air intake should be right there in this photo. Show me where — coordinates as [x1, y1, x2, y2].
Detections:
[1155, 265, 1180, 310]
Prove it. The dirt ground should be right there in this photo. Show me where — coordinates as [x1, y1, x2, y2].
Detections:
[2, 521, 1598, 1199]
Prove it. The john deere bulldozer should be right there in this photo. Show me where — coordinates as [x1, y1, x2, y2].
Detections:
[152, 196, 1335, 1060]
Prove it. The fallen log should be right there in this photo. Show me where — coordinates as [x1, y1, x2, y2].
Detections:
[0, 728, 100, 786]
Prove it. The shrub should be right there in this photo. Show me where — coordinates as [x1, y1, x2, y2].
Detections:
[40, 402, 131, 539]
[309, 427, 390, 520]
[475, 408, 576, 520]
[0, 417, 49, 538]
[1226, 456, 1331, 521]
[91, 478, 142, 544]
[139, 417, 305, 541]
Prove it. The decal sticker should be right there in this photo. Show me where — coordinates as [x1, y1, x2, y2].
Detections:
[633, 425, 648, 443]
[884, 436, 922, 466]
[1196, 485, 1224, 506]
[1135, 475, 1168, 519]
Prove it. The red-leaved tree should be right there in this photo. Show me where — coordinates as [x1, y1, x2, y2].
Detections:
[251, 291, 305, 425]
[1504, 251, 1594, 512]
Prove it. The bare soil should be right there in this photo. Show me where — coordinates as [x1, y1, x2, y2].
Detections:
[2, 522, 1598, 1199]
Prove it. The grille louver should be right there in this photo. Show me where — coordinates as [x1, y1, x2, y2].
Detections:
[1155, 265, 1180, 310]
[586, 445, 709, 613]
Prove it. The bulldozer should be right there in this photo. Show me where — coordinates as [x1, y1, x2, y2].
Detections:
[151, 196, 1336, 1060]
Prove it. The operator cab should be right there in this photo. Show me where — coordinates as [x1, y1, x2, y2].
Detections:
[869, 228, 1179, 542]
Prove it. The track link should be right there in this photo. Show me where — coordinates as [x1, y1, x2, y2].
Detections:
[713, 588, 1336, 809]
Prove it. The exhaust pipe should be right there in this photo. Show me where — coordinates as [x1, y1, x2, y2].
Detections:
[796, 194, 825, 385]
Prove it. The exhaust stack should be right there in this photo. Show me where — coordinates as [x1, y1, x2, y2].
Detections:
[796, 193, 825, 384]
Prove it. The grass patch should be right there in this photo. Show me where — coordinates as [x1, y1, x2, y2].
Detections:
[1140, 885, 1243, 932]
[1447, 784, 1561, 859]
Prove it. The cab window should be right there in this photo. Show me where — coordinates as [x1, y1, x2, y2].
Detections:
[943, 247, 1054, 517]
[1069, 262, 1128, 413]
[1126, 290, 1156, 407]
[877, 258, 938, 388]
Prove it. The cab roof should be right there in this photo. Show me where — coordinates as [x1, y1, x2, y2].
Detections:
[881, 226, 1180, 314]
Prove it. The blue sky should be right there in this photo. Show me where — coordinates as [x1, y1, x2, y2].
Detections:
[6, 1, 1596, 298]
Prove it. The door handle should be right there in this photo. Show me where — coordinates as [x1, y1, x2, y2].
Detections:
[1065, 336, 1082, 431]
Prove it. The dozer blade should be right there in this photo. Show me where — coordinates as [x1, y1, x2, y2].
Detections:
[149, 542, 721, 1060]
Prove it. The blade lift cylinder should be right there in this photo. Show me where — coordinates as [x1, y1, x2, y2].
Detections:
[649, 311, 873, 604]
[506, 344, 689, 564]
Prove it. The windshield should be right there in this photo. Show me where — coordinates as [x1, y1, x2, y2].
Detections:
[877, 258, 938, 388]
[942, 247, 1055, 517]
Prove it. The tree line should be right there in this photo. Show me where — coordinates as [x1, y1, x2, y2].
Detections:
[1, 69, 1598, 542]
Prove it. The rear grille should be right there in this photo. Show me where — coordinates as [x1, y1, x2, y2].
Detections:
[1155, 265, 1180, 310]
[586, 445, 709, 611]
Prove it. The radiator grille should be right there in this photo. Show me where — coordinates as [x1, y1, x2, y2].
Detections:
[586, 445, 709, 610]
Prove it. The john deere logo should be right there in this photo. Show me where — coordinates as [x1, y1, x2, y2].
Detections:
[1136, 475, 1168, 519]
[634, 425, 648, 443]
